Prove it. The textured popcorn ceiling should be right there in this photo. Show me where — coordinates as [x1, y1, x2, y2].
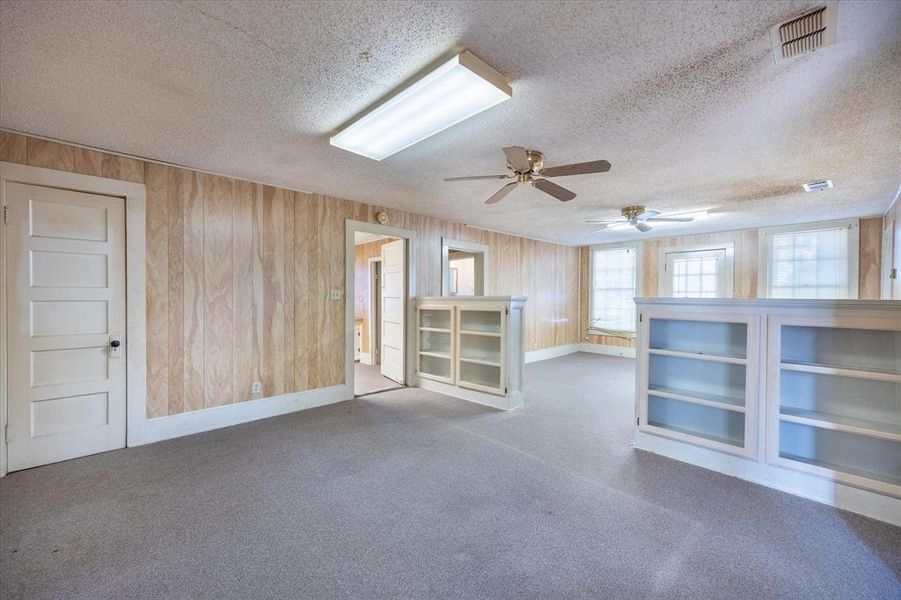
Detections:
[1, 1, 899, 245]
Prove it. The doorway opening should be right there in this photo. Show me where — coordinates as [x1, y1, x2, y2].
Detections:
[441, 238, 488, 297]
[353, 230, 406, 396]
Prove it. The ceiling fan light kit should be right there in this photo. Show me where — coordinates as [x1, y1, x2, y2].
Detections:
[445, 146, 611, 204]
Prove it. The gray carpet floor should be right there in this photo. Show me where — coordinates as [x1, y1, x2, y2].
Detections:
[1, 353, 899, 599]
[354, 361, 402, 396]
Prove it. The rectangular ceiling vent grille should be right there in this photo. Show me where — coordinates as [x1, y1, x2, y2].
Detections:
[770, 3, 837, 62]
[780, 7, 826, 57]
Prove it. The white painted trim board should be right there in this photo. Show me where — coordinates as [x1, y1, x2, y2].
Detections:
[524, 343, 637, 363]
[135, 385, 347, 446]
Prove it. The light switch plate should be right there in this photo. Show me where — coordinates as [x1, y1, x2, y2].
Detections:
[330, 289, 342, 300]
[252, 382, 262, 394]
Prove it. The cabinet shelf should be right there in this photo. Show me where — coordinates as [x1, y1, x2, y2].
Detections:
[648, 347, 746, 365]
[780, 361, 901, 383]
[647, 385, 745, 413]
[779, 407, 901, 443]
[419, 351, 451, 360]
[647, 422, 745, 448]
[778, 452, 901, 488]
[419, 326, 451, 333]
[459, 356, 501, 368]
[460, 330, 502, 338]
[646, 394, 746, 449]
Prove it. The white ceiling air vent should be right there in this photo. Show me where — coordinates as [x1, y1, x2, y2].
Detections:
[770, 2, 838, 63]
[802, 179, 833, 192]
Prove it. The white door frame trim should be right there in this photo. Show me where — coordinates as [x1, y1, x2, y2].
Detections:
[345, 220, 416, 398]
[0, 161, 146, 476]
[441, 237, 489, 296]
[366, 256, 382, 366]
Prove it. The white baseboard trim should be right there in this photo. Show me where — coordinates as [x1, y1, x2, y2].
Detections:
[634, 431, 901, 526]
[417, 378, 523, 411]
[132, 385, 348, 446]
[524, 342, 637, 363]
[578, 342, 636, 358]
[525, 343, 580, 363]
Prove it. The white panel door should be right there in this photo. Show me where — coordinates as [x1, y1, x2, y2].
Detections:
[380, 239, 405, 384]
[6, 182, 126, 471]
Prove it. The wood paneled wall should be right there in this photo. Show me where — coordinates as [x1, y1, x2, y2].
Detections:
[354, 238, 394, 355]
[581, 219, 884, 348]
[1, 132, 580, 417]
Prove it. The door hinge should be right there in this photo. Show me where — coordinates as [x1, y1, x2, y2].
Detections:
[639, 313, 643, 322]
[505, 386, 508, 394]
[636, 416, 640, 426]
[892, 268, 898, 280]
[3, 205, 7, 224]
[4, 423, 8, 444]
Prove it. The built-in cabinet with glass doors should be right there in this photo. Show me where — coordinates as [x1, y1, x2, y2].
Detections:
[635, 298, 901, 525]
[416, 296, 526, 410]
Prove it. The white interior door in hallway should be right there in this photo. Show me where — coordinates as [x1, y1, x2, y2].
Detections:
[5, 182, 127, 471]
[380, 239, 406, 384]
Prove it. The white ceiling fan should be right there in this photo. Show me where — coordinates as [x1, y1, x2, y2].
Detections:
[444, 146, 611, 204]
[586, 206, 694, 233]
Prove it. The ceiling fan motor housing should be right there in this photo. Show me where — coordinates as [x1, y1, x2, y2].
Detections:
[621, 205, 646, 220]
[507, 149, 545, 174]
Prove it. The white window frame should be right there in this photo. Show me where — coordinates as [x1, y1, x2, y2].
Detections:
[659, 242, 734, 298]
[757, 218, 859, 299]
[587, 242, 641, 338]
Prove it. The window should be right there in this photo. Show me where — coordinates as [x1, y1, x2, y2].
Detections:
[661, 245, 734, 298]
[759, 220, 859, 299]
[589, 246, 638, 336]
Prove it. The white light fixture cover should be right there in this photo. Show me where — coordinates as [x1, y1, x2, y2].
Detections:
[330, 51, 512, 160]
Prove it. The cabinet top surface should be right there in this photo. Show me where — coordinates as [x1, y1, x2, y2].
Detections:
[418, 296, 528, 303]
[634, 298, 901, 311]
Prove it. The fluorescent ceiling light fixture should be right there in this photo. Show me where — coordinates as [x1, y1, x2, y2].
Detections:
[330, 51, 511, 161]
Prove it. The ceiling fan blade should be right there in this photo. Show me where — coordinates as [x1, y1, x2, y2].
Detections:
[532, 178, 577, 202]
[584, 219, 619, 224]
[645, 216, 694, 222]
[608, 222, 633, 230]
[503, 146, 531, 172]
[634, 210, 660, 220]
[444, 174, 511, 182]
[540, 160, 611, 178]
[634, 221, 652, 232]
[485, 182, 519, 205]
[591, 226, 611, 233]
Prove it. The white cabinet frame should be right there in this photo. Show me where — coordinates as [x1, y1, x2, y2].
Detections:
[636, 307, 760, 459]
[456, 302, 507, 396]
[416, 302, 456, 384]
[765, 312, 901, 498]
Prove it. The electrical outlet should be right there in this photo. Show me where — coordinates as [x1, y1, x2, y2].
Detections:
[252, 382, 262, 395]
[330, 289, 342, 300]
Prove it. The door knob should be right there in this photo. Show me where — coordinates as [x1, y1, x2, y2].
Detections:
[110, 340, 121, 348]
